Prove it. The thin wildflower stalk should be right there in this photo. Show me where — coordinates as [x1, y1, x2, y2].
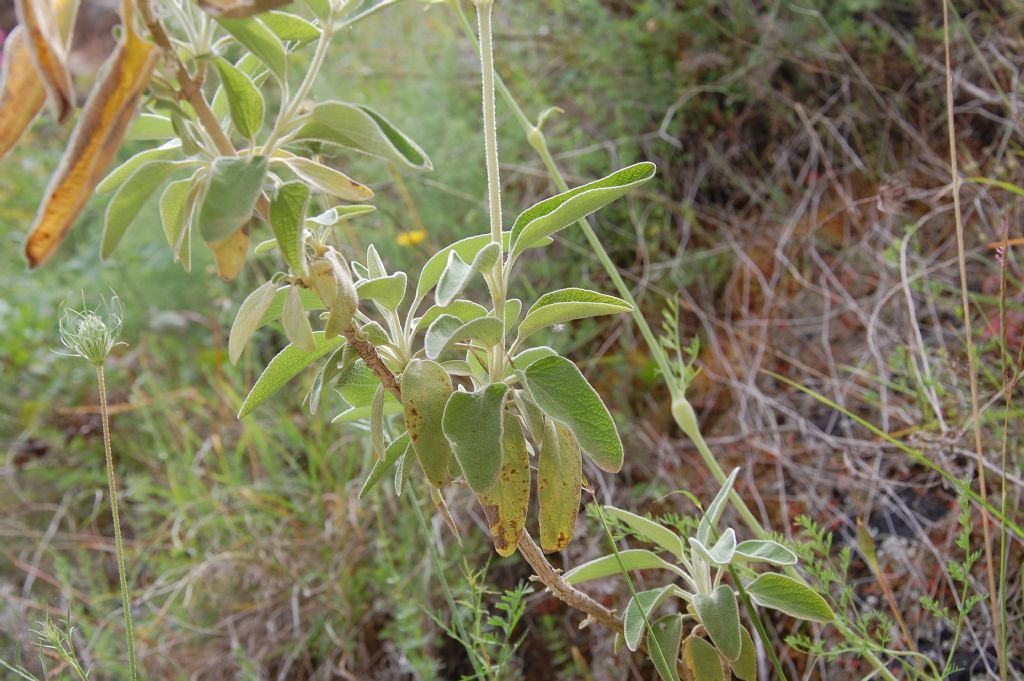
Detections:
[58, 295, 138, 680]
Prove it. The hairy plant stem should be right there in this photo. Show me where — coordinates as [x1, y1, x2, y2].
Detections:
[942, 4, 1002, 677]
[96, 365, 138, 681]
[472, 0, 507, 380]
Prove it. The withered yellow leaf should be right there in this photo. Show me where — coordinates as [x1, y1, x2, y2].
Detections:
[23, 28, 158, 268]
[0, 28, 46, 160]
[196, 0, 291, 18]
[14, 0, 74, 122]
[210, 225, 250, 281]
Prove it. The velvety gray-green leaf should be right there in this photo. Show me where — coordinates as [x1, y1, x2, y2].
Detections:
[238, 332, 344, 417]
[278, 157, 373, 201]
[283, 285, 316, 352]
[216, 17, 286, 81]
[524, 355, 623, 472]
[441, 384, 508, 492]
[697, 467, 739, 544]
[425, 315, 503, 360]
[269, 181, 309, 275]
[509, 162, 656, 262]
[214, 57, 264, 138]
[692, 584, 741, 661]
[359, 432, 409, 499]
[651, 615, 683, 681]
[401, 359, 453, 488]
[516, 288, 631, 344]
[563, 549, 677, 585]
[604, 506, 685, 560]
[102, 160, 193, 259]
[198, 155, 267, 242]
[706, 528, 736, 565]
[97, 140, 182, 194]
[734, 540, 797, 566]
[511, 345, 557, 371]
[261, 10, 320, 40]
[745, 573, 835, 623]
[159, 177, 197, 270]
[733, 627, 757, 681]
[435, 241, 499, 307]
[291, 101, 430, 170]
[413, 300, 487, 335]
[623, 585, 675, 652]
[229, 280, 278, 364]
[356, 272, 407, 311]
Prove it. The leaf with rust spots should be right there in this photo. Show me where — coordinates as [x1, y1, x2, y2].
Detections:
[538, 417, 582, 553]
[401, 359, 454, 488]
[477, 411, 530, 557]
[14, 0, 74, 122]
[209, 224, 251, 281]
[23, 25, 158, 267]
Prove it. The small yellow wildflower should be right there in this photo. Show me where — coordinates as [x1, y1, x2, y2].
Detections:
[396, 229, 427, 246]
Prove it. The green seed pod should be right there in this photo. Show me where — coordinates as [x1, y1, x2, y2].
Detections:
[401, 359, 454, 487]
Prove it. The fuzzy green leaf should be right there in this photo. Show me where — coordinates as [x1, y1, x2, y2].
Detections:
[413, 300, 487, 335]
[745, 573, 835, 623]
[102, 160, 193, 258]
[261, 10, 320, 40]
[359, 432, 410, 499]
[401, 359, 454, 488]
[692, 585, 741, 661]
[604, 506, 685, 560]
[524, 355, 623, 472]
[292, 101, 431, 170]
[283, 285, 316, 352]
[356, 272, 407, 311]
[425, 315, 503, 360]
[651, 614, 683, 681]
[97, 141, 182, 194]
[516, 288, 631, 344]
[435, 241, 499, 307]
[624, 586, 675, 652]
[229, 280, 278, 364]
[734, 540, 797, 566]
[159, 177, 196, 270]
[214, 57, 264, 138]
[216, 17, 286, 82]
[697, 467, 739, 544]
[732, 627, 757, 681]
[508, 162, 656, 262]
[563, 549, 676, 585]
[278, 157, 373, 201]
[269, 181, 309, 275]
[198, 155, 267, 242]
[441, 384, 508, 492]
[238, 332, 344, 417]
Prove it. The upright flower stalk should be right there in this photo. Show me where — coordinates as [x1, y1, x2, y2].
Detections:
[58, 295, 138, 681]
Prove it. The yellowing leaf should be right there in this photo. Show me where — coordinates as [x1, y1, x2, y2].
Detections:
[23, 28, 158, 267]
[0, 28, 46, 160]
[14, 0, 74, 122]
[477, 412, 531, 557]
[209, 225, 251, 281]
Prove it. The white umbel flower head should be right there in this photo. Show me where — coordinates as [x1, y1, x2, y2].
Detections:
[57, 294, 125, 366]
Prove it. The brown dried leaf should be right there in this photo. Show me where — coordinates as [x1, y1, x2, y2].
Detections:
[23, 27, 158, 267]
[196, 0, 291, 18]
[0, 28, 46, 160]
[14, 0, 74, 122]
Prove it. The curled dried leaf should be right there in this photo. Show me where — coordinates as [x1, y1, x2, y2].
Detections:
[14, 0, 74, 122]
[0, 27, 46, 160]
[23, 27, 158, 267]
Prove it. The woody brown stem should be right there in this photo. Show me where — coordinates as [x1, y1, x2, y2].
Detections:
[135, 0, 236, 158]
